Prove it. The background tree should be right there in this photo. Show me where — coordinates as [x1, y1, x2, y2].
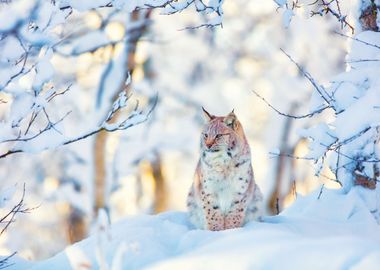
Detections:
[274, 0, 380, 219]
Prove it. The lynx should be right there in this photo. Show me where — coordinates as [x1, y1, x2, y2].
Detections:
[187, 108, 262, 231]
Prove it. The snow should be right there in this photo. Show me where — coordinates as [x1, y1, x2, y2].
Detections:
[0, 121, 14, 142]
[62, 31, 111, 56]
[0, 185, 16, 207]
[274, 0, 287, 7]
[335, 86, 380, 141]
[298, 123, 337, 160]
[269, 148, 280, 155]
[348, 31, 380, 64]
[9, 93, 35, 127]
[0, 0, 34, 32]
[65, 0, 110, 12]
[33, 49, 54, 93]
[0, 36, 24, 63]
[17, 128, 66, 154]
[282, 8, 294, 29]
[10, 188, 380, 270]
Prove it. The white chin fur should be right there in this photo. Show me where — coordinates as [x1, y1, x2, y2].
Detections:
[203, 149, 231, 165]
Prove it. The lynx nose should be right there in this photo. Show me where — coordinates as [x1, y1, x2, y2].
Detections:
[205, 140, 213, 149]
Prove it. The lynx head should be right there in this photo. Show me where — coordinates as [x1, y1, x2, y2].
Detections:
[200, 107, 248, 155]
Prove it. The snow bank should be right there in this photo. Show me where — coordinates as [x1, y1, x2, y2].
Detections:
[11, 188, 380, 270]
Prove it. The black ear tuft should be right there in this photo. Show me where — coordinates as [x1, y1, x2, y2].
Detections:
[202, 107, 215, 121]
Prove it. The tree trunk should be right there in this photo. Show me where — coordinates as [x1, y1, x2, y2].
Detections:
[269, 102, 298, 214]
[93, 10, 151, 217]
[66, 206, 87, 244]
[359, 1, 379, 31]
[151, 154, 168, 213]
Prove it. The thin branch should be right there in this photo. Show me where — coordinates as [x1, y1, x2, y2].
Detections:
[0, 252, 16, 269]
[251, 89, 330, 119]
[0, 93, 158, 159]
[59, 0, 223, 29]
[280, 49, 334, 108]
[2, 111, 72, 144]
[0, 184, 33, 236]
[345, 59, 380, 63]
[269, 151, 316, 161]
[310, 0, 354, 33]
[333, 31, 380, 51]
[317, 184, 325, 199]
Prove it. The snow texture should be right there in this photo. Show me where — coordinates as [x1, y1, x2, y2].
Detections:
[13, 188, 380, 270]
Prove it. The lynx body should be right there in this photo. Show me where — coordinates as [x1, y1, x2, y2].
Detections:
[187, 109, 262, 231]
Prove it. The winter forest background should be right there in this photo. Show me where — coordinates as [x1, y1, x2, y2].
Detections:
[1, 0, 380, 269]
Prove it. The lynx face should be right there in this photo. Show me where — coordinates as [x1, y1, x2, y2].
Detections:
[201, 121, 236, 152]
[200, 108, 244, 166]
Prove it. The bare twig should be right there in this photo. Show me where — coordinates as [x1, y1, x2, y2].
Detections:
[269, 151, 316, 161]
[333, 31, 380, 51]
[0, 252, 16, 269]
[310, 0, 354, 33]
[0, 93, 158, 159]
[251, 89, 330, 119]
[317, 184, 325, 199]
[2, 111, 72, 144]
[59, 0, 224, 29]
[280, 49, 334, 108]
[0, 184, 34, 236]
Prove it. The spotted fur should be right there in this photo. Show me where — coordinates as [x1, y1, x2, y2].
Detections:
[187, 108, 262, 231]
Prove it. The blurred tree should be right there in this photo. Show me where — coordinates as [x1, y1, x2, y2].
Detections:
[275, 0, 380, 218]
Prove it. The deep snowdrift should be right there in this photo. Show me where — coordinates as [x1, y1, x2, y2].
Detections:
[8, 187, 380, 270]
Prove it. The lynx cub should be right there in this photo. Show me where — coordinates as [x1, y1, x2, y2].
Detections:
[187, 108, 262, 231]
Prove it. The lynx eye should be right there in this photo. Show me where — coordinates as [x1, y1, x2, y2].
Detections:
[215, 134, 223, 139]
[203, 133, 208, 138]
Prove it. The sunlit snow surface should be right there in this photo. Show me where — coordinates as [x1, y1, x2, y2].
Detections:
[7, 187, 380, 270]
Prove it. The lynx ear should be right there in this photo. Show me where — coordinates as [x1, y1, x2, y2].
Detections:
[224, 109, 237, 129]
[202, 107, 215, 122]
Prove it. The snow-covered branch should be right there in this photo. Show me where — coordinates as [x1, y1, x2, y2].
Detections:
[275, 0, 354, 33]
[0, 90, 157, 159]
[310, 0, 354, 34]
[58, 0, 224, 27]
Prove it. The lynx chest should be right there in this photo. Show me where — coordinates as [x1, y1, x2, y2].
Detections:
[201, 161, 251, 214]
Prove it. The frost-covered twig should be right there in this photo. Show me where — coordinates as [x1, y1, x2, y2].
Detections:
[6, 111, 71, 144]
[310, 0, 354, 33]
[59, 0, 225, 29]
[275, 0, 354, 32]
[0, 92, 157, 159]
